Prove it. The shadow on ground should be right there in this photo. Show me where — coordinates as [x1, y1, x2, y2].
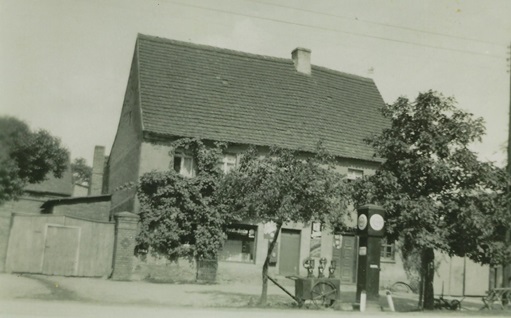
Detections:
[20, 275, 84, 302]
[189, 289, 296, 308]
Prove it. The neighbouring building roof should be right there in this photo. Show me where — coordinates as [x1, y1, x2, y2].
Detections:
[24, 164, 74, 197]
[136, 34, 389, 161]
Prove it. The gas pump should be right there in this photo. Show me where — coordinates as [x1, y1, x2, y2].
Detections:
[356, 204, 385, 304]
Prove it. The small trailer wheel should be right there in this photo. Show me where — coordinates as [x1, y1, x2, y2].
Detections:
[311, 282, 337, 308]
[450, 299, 461, 310]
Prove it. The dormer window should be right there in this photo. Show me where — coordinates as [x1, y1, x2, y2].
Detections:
[173, 153, 195, 177]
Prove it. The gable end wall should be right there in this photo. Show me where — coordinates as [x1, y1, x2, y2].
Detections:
[108, 48, 143, 214]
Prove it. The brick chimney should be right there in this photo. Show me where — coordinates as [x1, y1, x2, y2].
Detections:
[89, 145, 106, 196]
[291, 47, 311, 75]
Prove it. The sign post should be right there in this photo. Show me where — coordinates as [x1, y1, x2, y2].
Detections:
[356, 204, 385, 305]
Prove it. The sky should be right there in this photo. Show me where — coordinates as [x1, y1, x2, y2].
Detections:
[1, 0, 510, 166]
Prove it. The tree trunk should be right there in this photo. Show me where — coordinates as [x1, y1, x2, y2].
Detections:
[418, 269, 424, 310]
[259, 222, 282, 306]
[421, 248, 435, 310]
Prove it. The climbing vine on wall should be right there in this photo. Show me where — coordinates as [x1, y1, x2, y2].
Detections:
[136, 139, 237, 270]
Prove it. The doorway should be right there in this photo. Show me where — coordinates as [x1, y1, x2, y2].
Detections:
[279, 229, 301, 276]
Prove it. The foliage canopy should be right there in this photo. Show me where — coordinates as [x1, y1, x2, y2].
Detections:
[351, 91, 510, 309]
[71, 157, 92, 186]
[0, 116, 69, 204]
[217, 145, 351, 304]
[218, 146, 351, 227]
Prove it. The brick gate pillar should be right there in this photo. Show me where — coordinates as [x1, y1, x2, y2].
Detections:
[112, 211, 139, 281]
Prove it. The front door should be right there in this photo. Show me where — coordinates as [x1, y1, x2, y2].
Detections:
[42, 225, 80, 276]
[279, 229, 301, 276]
[332, 234, 357, 283]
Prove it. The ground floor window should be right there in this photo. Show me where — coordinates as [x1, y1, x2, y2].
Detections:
[381, 239, 395, 262]
[219, 224, 257, 263]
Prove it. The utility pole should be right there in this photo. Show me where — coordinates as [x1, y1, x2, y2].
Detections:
[505, 42, 511, 288]
[508, 41, 511, 180]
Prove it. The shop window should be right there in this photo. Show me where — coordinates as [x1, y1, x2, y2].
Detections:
[219, 224, 257, 263]
[381, 239, 395, 262]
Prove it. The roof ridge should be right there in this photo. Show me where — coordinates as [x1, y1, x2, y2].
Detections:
[311, 65, 374, 83]
[137, 33, 290, 64]
[137, 33, 374, 82]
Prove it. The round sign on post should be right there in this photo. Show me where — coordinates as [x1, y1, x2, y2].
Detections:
[358, 214, 368, 230]
[369, 214, 384, 231]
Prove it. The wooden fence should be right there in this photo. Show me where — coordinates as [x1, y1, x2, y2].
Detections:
[5, 213, 115, 277]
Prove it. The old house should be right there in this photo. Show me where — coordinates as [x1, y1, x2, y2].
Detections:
[106, 34, 411, 284]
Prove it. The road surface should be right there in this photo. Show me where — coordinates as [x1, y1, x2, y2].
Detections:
[0, 298, 499, 318]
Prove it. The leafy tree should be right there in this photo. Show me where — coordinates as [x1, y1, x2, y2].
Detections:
[351, 91, 511, 309]
[71, 157, 92, 186]
[136, 139, 235, 280]
[0, 116, 69, 205]
[217, 146, 351, 305]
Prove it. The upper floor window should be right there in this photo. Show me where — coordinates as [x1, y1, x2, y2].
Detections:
[219, 154, 238, 174]
[173, 153, 195, 177]
[347, 168, 364, 181]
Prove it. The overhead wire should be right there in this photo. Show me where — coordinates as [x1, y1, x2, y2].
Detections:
[167, 1, 506, 60]
[246, 0, 506, 47]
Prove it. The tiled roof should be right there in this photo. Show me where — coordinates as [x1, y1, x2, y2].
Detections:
[24, 163, 73, 196]
[136, 34, 389, 161]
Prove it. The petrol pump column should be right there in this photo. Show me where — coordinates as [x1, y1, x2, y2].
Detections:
[355, 204, 385, 302]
